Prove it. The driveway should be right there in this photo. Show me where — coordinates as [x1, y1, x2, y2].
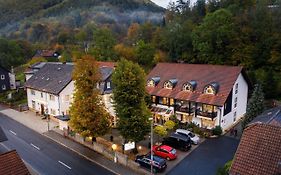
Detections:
[167, 136, 239, 175]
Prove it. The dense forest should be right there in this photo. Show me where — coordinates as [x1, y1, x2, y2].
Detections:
[0, 0, 281, 100]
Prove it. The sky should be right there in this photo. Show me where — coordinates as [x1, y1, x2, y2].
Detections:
[151, 0, 197, 8]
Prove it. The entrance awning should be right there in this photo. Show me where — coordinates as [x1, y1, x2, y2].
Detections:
[151, 106, 173, 116]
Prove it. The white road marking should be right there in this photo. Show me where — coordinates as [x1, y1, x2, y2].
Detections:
[0, 143, 10, 151]
[58, 160, 72, 170]
[9, 130, 17, 136]
[30, 143, 40, 150]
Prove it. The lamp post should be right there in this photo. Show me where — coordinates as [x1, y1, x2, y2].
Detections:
[149, 116, 154, 174]
[112, 144, 117, 163]
[45, 108, 49, 131]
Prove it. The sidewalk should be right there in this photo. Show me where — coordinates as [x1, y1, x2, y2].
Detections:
[0, 105, 140, 175]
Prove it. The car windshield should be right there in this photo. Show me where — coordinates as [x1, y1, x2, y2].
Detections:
[188, 132, 195, 138]
[171, 149, 176, 155]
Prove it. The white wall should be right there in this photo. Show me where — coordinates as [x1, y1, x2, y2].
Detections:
[220, 73, 248, 131]
[59, 81, 74, 115]
[8, 73, 16, 89]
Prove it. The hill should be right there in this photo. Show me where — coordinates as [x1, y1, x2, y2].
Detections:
[0, 0, 164, 42]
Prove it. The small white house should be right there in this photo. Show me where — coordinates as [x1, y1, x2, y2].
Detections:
[146, 63, 250, 132]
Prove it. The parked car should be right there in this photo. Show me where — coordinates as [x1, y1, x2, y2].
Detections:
[135, 154, 167, 173]
[152, 145, 177, 160]
[176, 129, 200, 144]
[162, 133, 192, 151]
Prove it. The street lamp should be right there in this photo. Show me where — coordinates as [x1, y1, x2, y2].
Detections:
[149, 117, 154, 174]
[111, 144, 117, 163]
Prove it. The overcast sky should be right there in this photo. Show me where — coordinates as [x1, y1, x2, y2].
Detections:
[151, 0, 197, 8]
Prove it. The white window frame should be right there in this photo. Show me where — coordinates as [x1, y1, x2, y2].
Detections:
[234, 97, 237, 108]
[1, 75, 5, 80]
[49, 94, 55, 101]
[106, 82, 111, 89]
[2, 84, 6, 90]
[31, 90, 35, 95]
[235, 83, 238, 94]
[147, 80, 155, 87]
[41, 92, 43, 98]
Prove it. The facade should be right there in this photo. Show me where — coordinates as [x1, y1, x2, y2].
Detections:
[229, 123, 281, 175]
[25, 62, 116, 126]
[0, 66, 16, 93]
[146, 63, 249, 131]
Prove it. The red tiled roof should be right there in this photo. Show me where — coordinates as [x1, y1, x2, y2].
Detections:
[97, 61, 116, 68]
[0, 150, 30, 175]
[146, 63, 244, 106]
[230, 123, 281, 175]
[34, 50, 56, 58]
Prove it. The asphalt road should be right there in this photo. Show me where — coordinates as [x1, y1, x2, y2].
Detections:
[167, 136, 239, 175]
[0, 114, 115, 175]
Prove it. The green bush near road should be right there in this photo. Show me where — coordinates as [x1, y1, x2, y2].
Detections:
[212, 126, 223, 136]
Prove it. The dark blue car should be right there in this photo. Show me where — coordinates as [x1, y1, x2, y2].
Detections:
[135, 154, 167, 173]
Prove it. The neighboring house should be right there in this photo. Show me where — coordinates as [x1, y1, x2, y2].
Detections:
[0, 150, 30, 175]
[33, 50, 60, 59]
[229, 123, 281, 175]
[0, 66, 16, 92]
[146, 63, 250, 131]
[25, 62, 116, 127]
[250, 106, 281, 127]
[25, 62, 59, 81]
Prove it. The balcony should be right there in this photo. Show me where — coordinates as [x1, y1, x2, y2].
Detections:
[196, 110, 217, 120]
[175, 105, 193, 114]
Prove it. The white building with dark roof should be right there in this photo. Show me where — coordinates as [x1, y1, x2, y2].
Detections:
[25, 62, 116, 127]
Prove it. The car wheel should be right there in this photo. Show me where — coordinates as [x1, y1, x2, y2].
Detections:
[166, 157, 170, 161]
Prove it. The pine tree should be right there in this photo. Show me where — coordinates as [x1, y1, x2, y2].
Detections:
[112, 59, 150, 142]
[242, 84, 265, 130]
[69, 55, 110, 138]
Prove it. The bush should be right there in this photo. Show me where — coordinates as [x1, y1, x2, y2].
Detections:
[212, 126, 223, 136]
[164, 120, 176, 130]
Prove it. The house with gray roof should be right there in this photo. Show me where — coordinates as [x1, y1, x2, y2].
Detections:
[250, 106, 281, 127]
[25, 62, 116, 128]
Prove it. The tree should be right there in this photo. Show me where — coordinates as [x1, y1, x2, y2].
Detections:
[69, 55, 110, 138]
[154, 125, 168, 142]
[135, 40, 155, 67]
[242, 84, 265, 130]
[217, 160, 232, 175]
[192, 9, 236, 64]
[90, 28, 117, 61]
[112, 59, 150, 142]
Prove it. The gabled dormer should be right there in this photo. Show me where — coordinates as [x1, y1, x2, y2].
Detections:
[182, 80, 197, 92]
[147, 76, 160, 87]
[163, 78, 178, 89]
[204, 82, 220, 95]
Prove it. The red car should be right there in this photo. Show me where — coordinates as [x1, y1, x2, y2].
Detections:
[152, 145, 177, 160]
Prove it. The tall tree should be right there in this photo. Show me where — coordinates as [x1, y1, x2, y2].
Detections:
[90, 28, 117, 61]
[69, 55, 110, 138]
[242, 84, 265, 130]
[135, 40, 155, 67]
[112, 59, 150, 142]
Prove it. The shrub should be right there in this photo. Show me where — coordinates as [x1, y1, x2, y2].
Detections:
[212, 126, 223, 136]
[164, 120, 176, 130]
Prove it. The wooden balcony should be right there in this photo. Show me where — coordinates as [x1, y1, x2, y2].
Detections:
[196, 110, 217, 120]
[175, 105, 194, 114]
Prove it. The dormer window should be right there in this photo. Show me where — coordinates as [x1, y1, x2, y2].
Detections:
[182, 80, 197, 92]
[147, 76, 160, 87]
[204, 82, 219, 95]
[164, 81, 173, 89]
[147, 80, 155, 87]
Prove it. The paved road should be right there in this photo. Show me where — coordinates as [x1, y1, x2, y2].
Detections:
[0, 114, 115, 175]
[167, 136, 239, 175]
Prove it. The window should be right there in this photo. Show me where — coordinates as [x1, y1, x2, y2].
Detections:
[159, 97, 167, 105]
[31, 90, 35, 95]
[50, 109, 56, 115]
[182, 83, 192, 92]
[204, 85, 215, 95]
[2, 85, 6, 90]
[1, 75, 4, 80]
[233, 112, 237, 122]
[41, 93, 43, 98]
[96, 83, 100, 89]
[234, 97, 237, 108]
[163, 81, 173, 89]
[170, 98, 174, 106]
[106, 82, 111, 89]
[64, 95, 70, 102]
[235, 83, 238, 94]
[147, 80, 155, 87]
[32, 101, 35, 109]
[152, 96, 156, 103]
[49, 95, 55, 101]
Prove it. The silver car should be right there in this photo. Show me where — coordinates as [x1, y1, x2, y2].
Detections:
[176, 129, 200, 144]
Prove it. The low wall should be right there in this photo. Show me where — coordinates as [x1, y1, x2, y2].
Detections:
[63, 129, 147, 174]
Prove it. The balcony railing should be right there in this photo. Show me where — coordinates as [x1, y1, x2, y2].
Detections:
[196, 110, 217, 119]
[175, 105, 194, 114]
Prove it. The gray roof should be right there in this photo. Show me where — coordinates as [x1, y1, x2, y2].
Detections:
[25, 62, 114, 95]
[250, 106, 281, 127]
[25, 63, 73, 95]
[0, 126, 7, 142]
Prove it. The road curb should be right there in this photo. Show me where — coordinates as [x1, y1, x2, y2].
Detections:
[43, 133, 121, 175]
